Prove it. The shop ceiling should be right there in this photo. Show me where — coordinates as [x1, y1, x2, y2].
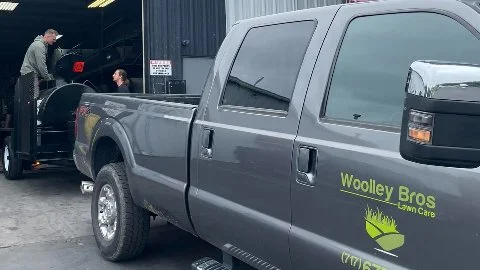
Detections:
[0, 0, 107, 63]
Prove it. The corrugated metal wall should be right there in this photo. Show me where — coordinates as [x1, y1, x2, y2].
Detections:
[181, 0, 227, 57]
[225, 0, 344, 31]
[143, 0, 226, 93]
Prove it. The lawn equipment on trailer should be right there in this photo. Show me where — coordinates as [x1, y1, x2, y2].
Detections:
[2, 51, 95, 179]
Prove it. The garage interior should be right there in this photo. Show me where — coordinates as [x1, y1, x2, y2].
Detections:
[0, 0, 143, 96]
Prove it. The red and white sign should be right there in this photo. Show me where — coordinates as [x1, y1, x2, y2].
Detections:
[150, 60, 172, 76]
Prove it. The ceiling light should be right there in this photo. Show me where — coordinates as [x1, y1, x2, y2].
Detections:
[99, 0, 115, 7]
[87, 0, 115, 8]
[0, 2, 19, 11]
[87, 0, 104, 8]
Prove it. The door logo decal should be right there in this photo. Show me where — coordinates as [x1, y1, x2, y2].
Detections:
[365, 206, 404, 257]
[340, 172, 437, 220]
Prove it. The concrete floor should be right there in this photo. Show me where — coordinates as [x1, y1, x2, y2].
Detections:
[0, 168, 219, 269]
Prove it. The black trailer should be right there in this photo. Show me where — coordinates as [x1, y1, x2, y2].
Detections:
[2, 52, 95, 179]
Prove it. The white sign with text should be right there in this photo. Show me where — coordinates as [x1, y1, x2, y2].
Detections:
[150, 60, 172, 76]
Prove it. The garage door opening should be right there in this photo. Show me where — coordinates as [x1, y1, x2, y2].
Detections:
[0, 0, 143, 98]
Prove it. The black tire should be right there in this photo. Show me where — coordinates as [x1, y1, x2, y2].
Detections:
[2, 136, 23, 180]
[92, 162, 150, 261]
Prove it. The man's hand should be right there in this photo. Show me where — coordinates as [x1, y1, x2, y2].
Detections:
[41, 74, 54, 81]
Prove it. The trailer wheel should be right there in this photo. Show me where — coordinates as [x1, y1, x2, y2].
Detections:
[2, 136, 23, 180]
[91, 162, 150, 261]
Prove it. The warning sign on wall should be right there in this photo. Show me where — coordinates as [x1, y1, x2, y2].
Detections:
[150, 60, 172, 76]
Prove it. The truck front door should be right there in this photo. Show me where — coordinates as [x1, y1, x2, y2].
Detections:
[291, 1, 480, 269]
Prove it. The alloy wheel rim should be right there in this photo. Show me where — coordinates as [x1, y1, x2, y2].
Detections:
[97, 184, 118, 241]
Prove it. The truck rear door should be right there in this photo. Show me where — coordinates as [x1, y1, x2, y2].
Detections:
[291, 1, 480, 269]
[188, 8, 338, 269]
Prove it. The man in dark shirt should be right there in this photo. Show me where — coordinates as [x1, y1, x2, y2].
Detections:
[112, 69, 130, 93]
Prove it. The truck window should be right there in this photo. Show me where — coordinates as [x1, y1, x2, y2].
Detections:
[220, 20, 316, 112]
[324, 12, 480, 127]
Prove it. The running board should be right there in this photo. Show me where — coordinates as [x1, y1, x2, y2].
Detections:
[191, 257, 230, 270]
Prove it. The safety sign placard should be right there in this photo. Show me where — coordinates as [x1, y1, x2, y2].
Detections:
[150, 60, 172, 76]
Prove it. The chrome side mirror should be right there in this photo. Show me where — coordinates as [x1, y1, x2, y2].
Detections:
[400, 60, 480, 168]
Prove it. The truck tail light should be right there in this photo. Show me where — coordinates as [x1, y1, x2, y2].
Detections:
[75, 105, 91, 138]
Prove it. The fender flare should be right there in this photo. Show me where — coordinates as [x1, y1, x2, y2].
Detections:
[88, 117, 136, 180]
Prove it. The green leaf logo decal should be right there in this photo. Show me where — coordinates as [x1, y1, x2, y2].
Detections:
[365, 206, 405, 252]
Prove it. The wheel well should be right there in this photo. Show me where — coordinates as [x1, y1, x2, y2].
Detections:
[93, 137, 124, 178]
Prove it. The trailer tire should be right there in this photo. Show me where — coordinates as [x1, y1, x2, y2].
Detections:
[92, 162, 150, 261]
[2, 136, 23, 180]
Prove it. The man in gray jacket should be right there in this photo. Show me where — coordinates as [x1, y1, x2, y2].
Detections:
[20, 29, 58, 81]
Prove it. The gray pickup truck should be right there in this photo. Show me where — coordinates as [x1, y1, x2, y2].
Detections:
[73, 0, 480, 269]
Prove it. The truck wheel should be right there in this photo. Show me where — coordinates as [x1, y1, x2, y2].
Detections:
[2, 136, 23, 180]
[91, 162, 150, 261]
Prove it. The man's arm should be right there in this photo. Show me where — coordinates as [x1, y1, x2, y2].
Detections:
[33, 45, 51, 80]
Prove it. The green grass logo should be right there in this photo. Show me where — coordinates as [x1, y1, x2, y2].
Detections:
[365, 206, 405, 252]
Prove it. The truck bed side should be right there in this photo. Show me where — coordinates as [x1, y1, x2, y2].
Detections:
[74, 93, 198, 234]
